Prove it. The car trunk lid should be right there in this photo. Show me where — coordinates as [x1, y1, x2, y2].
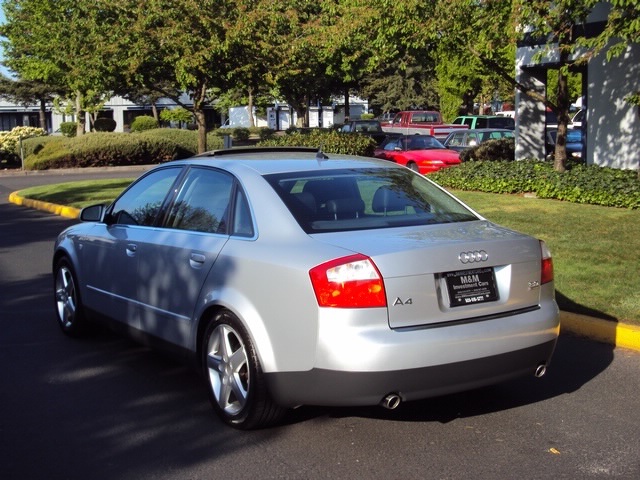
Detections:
[312, 221, 543, 328]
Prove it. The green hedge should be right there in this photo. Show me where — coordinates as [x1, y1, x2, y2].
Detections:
[258, 130, 376, 156]
[23, 129, 224, 170]
[429, 160, 640, 209]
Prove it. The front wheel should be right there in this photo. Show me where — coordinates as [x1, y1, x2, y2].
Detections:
[202, 310, 286, 429]
[54, 258, 88, 336]
[407, 161, 420, 173]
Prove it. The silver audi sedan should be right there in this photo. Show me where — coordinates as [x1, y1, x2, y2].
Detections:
[53, 147, 559, 429]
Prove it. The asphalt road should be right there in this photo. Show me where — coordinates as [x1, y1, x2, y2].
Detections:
[1, 169, 640, 480]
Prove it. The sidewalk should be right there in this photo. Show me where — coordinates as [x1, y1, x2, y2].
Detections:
[7, 189, 640, 353]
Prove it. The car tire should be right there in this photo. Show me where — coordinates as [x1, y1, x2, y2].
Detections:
[53, 258, 88, 337]
[202, 310, 286, 429]
[407, 162, 420, 173]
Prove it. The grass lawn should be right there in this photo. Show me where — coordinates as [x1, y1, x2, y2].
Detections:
[16, 179, 134, 209]
[454, 190, 639, 325]
[16, 180, 640, 325]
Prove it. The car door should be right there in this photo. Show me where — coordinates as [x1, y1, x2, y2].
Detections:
[80, 166, 184, 329]
[133, 167, 236, 347]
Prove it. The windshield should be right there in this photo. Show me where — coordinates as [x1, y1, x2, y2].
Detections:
[266, 168, 478, 233]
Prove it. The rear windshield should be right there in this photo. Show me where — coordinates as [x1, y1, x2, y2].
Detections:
[265, 168, 478, 233]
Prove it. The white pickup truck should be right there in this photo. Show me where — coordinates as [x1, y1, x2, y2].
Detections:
[381, 110, 468, 140]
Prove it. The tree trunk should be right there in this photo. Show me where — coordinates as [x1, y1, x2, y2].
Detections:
[248, 87, 255, 128]
[39, 98, 47, 132]
[193, 82, 208, 153]
[151, 102, 159, 122]
[196, 108, 207, 153]
[75, 91, 86, 136]
[553, 58, 571, 173]
[344, 87, 350, 120]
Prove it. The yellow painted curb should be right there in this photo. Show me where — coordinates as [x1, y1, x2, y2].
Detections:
[560, 311, 640, 352]
[9, 191, 80, 219]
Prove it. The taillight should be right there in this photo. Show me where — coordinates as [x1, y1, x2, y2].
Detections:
[309, 254, 387, 308]
[540, 240, 554, 285]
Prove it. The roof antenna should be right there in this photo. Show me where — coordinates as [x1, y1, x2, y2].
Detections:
[316, 145, 328, 161]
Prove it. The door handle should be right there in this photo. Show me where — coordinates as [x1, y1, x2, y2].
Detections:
[190, 253, 206, 268]
[126, 243, 137, 256]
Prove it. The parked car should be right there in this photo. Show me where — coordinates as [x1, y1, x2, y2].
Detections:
[452, 115, 515, 130]
[373, 134, 462, 174]
[53, 147, 560, 429]
[339, 119, 387, 145]
[443, 128, 515, 153]
[546, 128, 584, 161]
[570, 109, 585, 129]
[380, 110, 469, 140]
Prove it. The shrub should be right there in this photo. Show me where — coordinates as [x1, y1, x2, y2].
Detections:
[137, 128, 223, 154]
[232, 127, 250, 142]
[0, 126, 47, 156]
[22, 128, 226, 170]
[59, 122, 77, 137]
[429, 160, 640, 209]
[159, 107, 194, 125]
[93, 118, 117, 132]
[130, 115, 159, 132]
[258, 129, 376, 156]
[259, 128, 276, 141]
[460, 137, 515, 162]
[21, 135, 64, 158]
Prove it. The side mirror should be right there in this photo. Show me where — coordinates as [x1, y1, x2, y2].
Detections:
[80, 204, 106, 222]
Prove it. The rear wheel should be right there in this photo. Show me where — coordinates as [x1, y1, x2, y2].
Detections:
[202, 310, 286, 429]
[54, 258, 88, 336]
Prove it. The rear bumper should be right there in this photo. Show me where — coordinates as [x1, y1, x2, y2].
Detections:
[266, 338, 557, 408]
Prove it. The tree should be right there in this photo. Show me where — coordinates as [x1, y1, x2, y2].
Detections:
[360, 58, 439, 116]
[120, 0, 230, 152]
[0, 77, 61, 130]
[0, 0, 128, 136]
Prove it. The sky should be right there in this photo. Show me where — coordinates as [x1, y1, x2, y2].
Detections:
[0, 4, 11, 78]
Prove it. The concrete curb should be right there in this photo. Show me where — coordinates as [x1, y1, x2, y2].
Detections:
[7, 191, 640, 353]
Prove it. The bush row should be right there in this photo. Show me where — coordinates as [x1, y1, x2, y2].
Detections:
[22, 129, 224, 170]
[258, 129, 376, 156]
[429, 159, 640, 209]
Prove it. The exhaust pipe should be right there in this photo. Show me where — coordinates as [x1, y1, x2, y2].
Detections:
[380, 393, 402, 410]
[534, 363, 547, 378]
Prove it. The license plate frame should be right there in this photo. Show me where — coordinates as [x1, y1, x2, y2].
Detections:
[444, 267, 499, 307]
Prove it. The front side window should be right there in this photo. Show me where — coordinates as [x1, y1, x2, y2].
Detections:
[109, 167, 182, 226]
[447, 132, 465, 146]
[266, 168, 478, 234]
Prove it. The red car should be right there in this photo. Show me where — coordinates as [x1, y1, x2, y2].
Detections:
[373, 134, 461, 174]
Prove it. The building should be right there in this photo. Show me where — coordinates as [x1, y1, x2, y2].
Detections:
[515, 2, 639, 170]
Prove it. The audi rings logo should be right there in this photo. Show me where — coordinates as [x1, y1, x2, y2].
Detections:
[459, 250, 488, 264]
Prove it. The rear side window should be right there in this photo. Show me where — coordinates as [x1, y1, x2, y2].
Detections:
[167, 167, 233, 233]
[475, 117, 487, 128]
[266, 168, 477, 233]
[487, 117, 515, 129]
